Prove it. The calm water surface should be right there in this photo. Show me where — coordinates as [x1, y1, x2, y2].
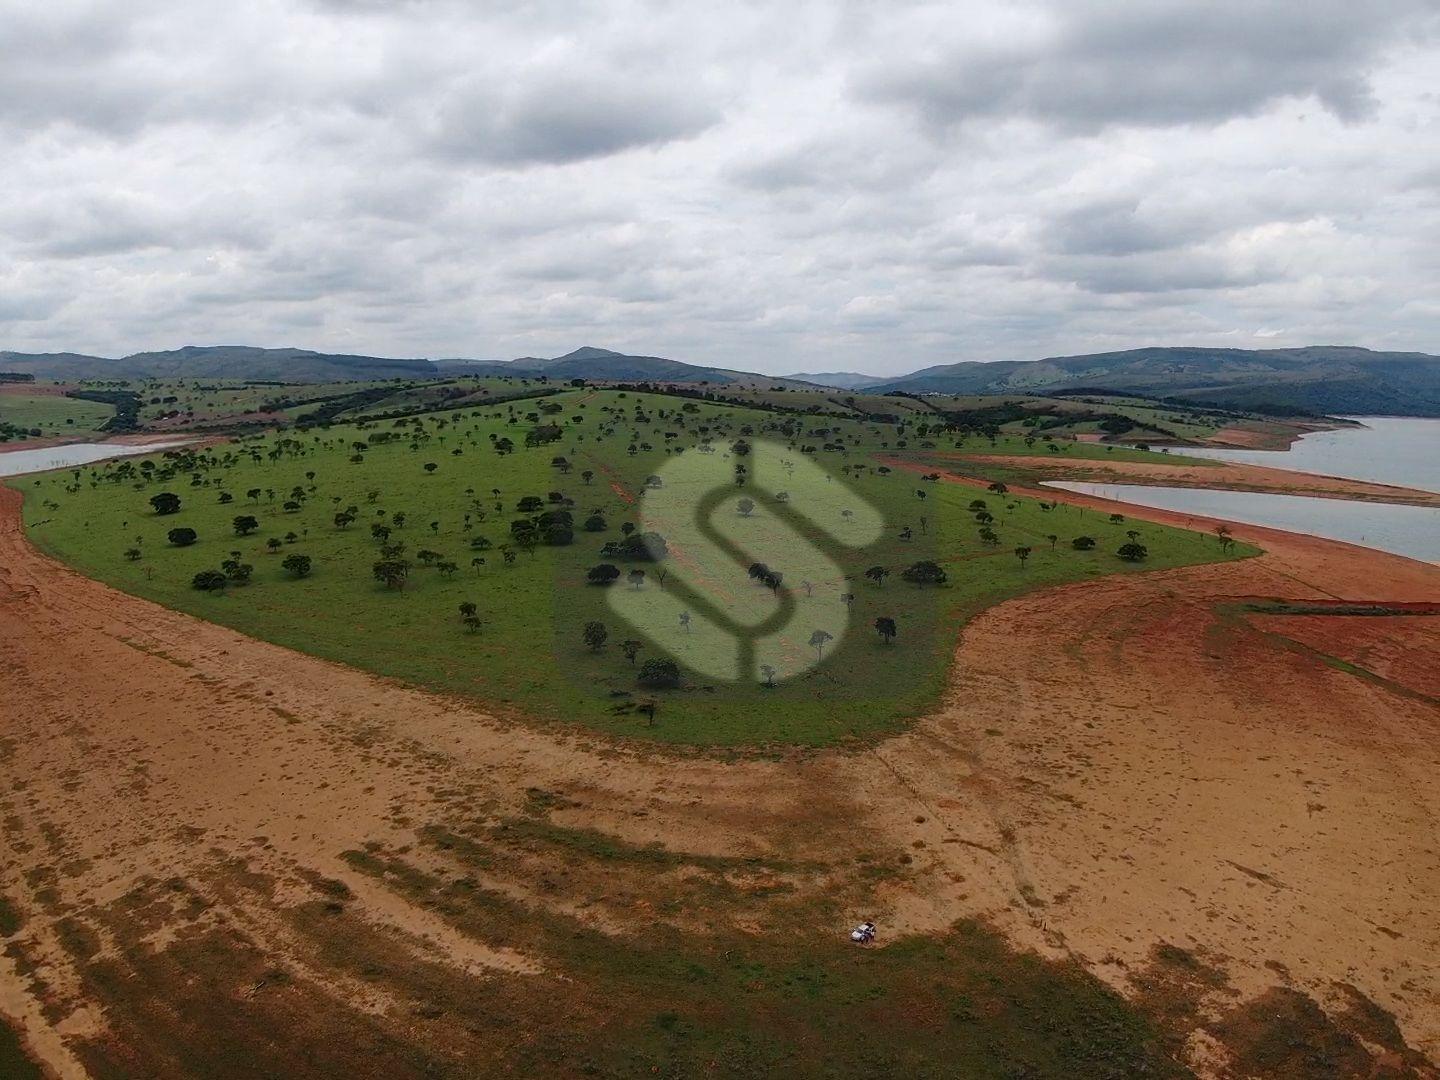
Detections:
[0, 440, 196, 478]
[1044, 481, 1439, 564]
[1181, 416, 1439, 494]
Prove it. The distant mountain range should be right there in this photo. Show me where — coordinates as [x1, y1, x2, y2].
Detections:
[0, 345, 431, 382]
[431, 346, 754, 384]
[4, 343, 1438, 416]
[863, 346, 1440, 416]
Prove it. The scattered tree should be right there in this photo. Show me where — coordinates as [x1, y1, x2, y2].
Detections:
[808, 628, 834, 660]
[150, 492, 181, 515]
[583, 620, 608, 652]
[901, 560, 947, 585]
[192, 569, 227, 592]
[372, 558, 411, 589]
[167, 527, 198, 547]
[638, 657, 681, 688]
[587, 563, 621, 585]
[282, 553, 312, 578]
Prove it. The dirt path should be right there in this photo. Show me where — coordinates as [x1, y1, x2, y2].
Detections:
[3, 475, 1440, 1074]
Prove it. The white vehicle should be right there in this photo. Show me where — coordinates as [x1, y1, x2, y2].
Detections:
[849, 921, 876, 944]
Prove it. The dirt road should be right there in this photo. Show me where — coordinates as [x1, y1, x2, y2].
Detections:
[3, 476, 1439, 1076]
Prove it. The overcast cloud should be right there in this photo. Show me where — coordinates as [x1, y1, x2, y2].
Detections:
[2, 0, 1438, 374]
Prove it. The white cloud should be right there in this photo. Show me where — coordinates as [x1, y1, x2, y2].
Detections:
[1, 0, 1438, 371]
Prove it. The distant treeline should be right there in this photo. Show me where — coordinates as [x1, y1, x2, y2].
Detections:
[1, 372, 35, 383]
[66, 388, 141, 432]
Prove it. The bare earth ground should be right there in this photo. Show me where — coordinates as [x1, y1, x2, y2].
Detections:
[2, 469, 1439, 1076]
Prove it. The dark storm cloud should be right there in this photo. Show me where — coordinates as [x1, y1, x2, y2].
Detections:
[859, 1, 1439, 133]
[423, 75, 720, 165]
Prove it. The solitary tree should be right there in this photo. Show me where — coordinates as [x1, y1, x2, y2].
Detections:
[1071, 535, 1096, 550]
[282, 553, 312, 578]
[679, 611, 692, 632]
[737, 497, 755, 517]
[124, 547, 142, 561]
[901, 560, 947, 586]
[233, 515, 259, 536]
[809, 628, 834, 660]
[458, 600, 478, 620]
[1014, 545, 1031, 568]
[1046, 533, 1058, 550]
[583, 620, 608, 652]
[150, 492, 181, 515]
[638, 657, 681, 688]
[587, 563, 620, 585]
[620, 639, 643, 665]
[874, 616, 897, 645]
[865, 565, 890, 587]
[627, 569, 646, 590]
[1117, 541, 1149, 562]
[759, 664, 776, 688]
[168, 527, 198, 547]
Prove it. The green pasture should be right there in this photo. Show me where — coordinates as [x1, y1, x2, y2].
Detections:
[0, 392, 114, 435]
[13, 389, 1254, 746]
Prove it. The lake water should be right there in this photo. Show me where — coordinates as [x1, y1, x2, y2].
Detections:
[1180, 416, 1440, 495]
[0, 440, 197, 478]
[1043, 481, 1440, 564]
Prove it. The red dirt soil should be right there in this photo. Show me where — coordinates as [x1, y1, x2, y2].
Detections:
[3, 468, 1439, 1075]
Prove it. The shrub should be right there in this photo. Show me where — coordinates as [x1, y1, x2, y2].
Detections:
[1071, 536, 1096, 550]
[638, 657, 681, 689]
[1117, 541, 1149, 562]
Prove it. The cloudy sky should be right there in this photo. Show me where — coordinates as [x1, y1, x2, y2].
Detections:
[3, 0, 1439, 374]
